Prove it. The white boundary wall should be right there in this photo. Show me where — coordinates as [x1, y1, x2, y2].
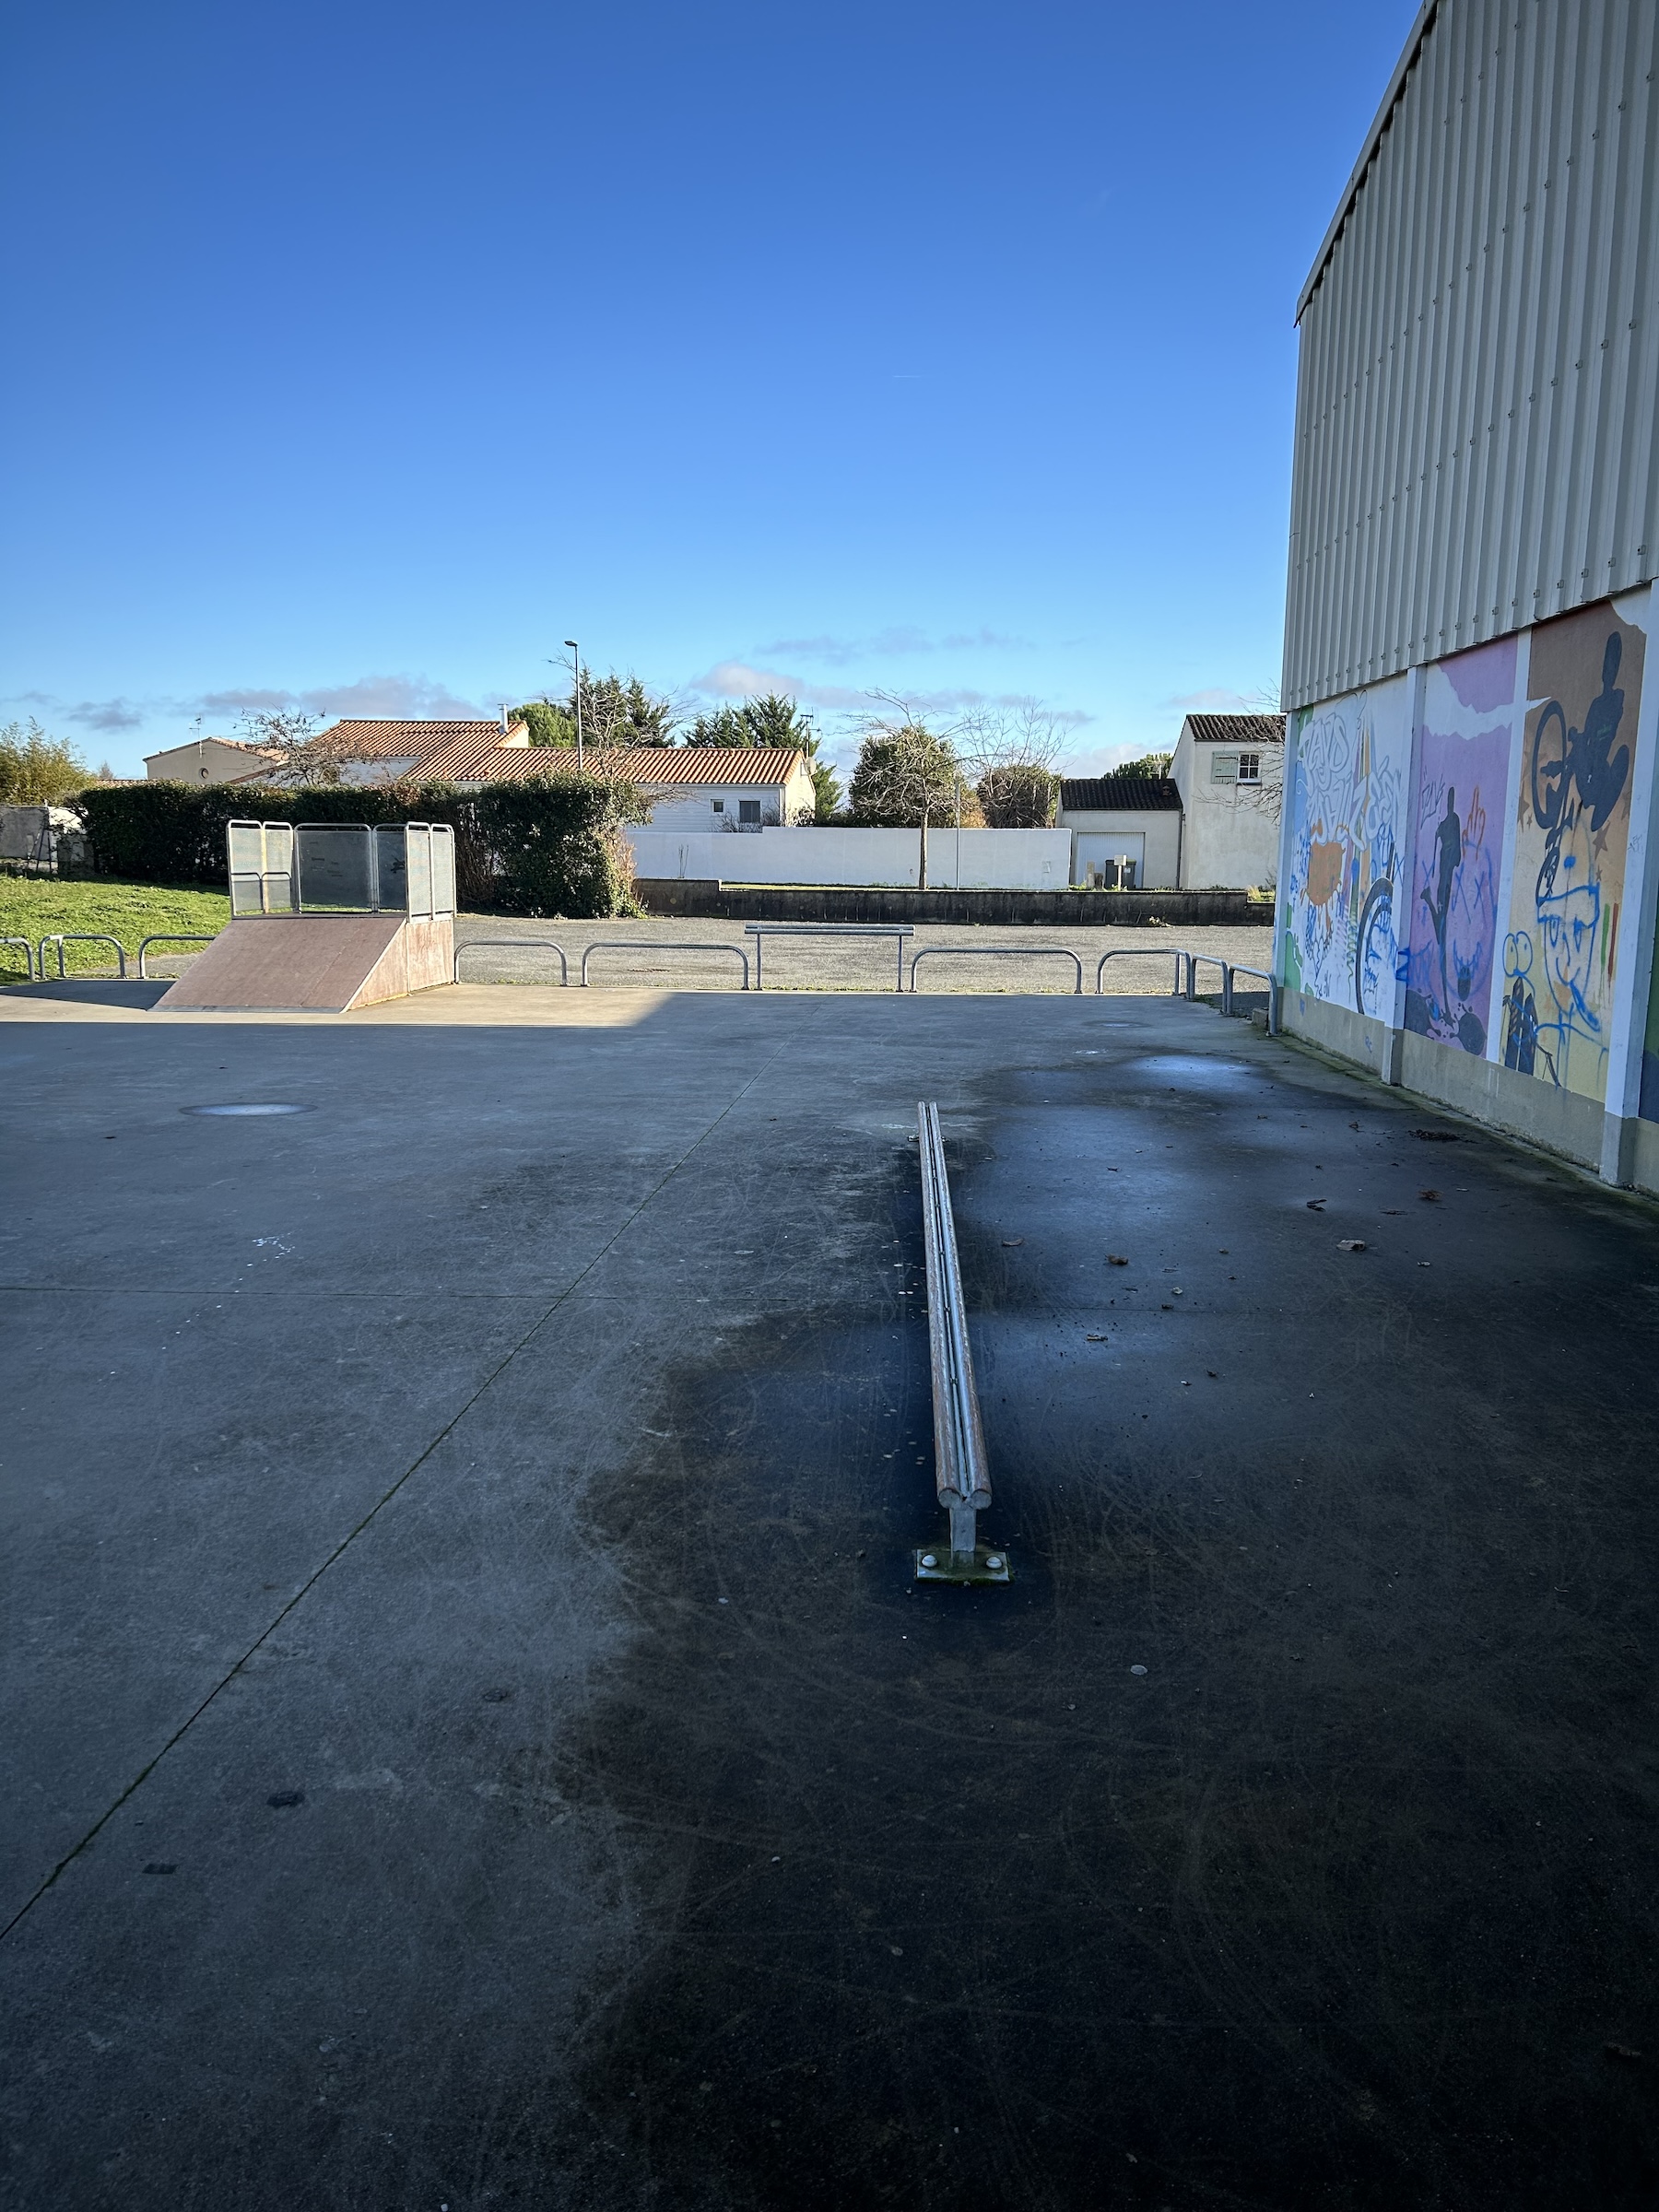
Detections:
[624, 825, 1073, 891]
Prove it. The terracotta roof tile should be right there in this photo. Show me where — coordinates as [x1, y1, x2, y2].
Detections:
[314, 722, 809, 789]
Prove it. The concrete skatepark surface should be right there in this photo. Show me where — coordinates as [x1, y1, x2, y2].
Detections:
[2, 985, 1657, 2209]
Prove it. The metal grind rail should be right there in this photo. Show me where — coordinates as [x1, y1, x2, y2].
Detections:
[137, 934, 215, 979]
[2, 936, 35, 981]
[910, 946, 1084, 994]
[455, 940, 571, 985]
[38, 934, 128, 979]
[913, 1102, 1008, 1585]
[743, 922, 913, 992]
[580, 940, 750, 989]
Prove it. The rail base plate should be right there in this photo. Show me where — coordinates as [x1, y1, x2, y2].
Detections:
[914, 1546, 1011, 1584]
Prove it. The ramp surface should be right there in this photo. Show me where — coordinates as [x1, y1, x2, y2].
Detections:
[156, 914, 450, 1012]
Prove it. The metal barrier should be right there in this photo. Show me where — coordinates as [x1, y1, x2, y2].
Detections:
[2, 935, 35, 981]
[1224, 961, 1278, 1034]
[137, 934, 215, 979]
[1093, 946, 1278, 1034]
[1183, 950, 1230, 1004]
[454, 939, 570, 985]
[909, 945, 1083, 994]
[914, 1101, 1007, 1583]
[1096, 947, 1186, 995]
[743, 922, 913, 992]
[38, 934, 128, 979]
[580, 940, 750, 989]
[226, 818, 456, 916]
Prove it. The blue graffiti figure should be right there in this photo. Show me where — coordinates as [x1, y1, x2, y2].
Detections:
[1531, 631, 1630, 838]
[1502, 930, 1559, 1085]
[1522, 630, 1627, 1088]
[1420, 786, 1463, 1015]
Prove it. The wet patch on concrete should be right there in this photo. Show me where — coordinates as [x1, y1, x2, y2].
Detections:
[546, 1052, 1659, 2211]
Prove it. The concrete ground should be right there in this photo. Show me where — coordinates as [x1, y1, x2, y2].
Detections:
[3, 982, 1657, 2210]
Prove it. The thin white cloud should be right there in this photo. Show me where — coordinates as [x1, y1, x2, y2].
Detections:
[690, 661, 872, 712]
[752, 625, 1030, 665]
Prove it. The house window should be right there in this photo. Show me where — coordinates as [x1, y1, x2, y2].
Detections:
[712, 797, 724, 812]
[1238, 752, 1261, 784]
[738, 799, 761, 825]
[1210, 753, 1239, 783]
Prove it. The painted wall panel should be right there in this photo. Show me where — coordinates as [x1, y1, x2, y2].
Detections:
[1404, 634, 1517, 1056]
[1283, 672, 1414, 1014]
[1500, 595, 1647, 1100]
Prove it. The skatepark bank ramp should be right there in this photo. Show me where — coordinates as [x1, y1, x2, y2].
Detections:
[156, 818, 455, 1012]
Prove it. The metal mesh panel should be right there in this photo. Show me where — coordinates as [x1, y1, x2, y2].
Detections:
[373, 825, 407, 911]
[227, 820, 294, 914]
[429, 824, 455, 915]
[406, 826, 433, 918]
[296, 824, 374, 910]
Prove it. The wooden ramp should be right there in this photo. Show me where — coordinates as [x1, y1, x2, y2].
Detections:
[155, 915, 454, 1012]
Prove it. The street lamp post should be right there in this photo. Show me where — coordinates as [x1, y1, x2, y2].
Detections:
[564, 641, 582, 772]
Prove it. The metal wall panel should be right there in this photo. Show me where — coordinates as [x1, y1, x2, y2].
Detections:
[1285, 0, 1659, 711]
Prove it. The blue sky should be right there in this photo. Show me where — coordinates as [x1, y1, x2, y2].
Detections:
[1, 0, 1418, 782]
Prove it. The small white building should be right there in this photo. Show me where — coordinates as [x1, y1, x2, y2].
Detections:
[1056, 776, 1183, 888]
[1168, 714, 1285, 889]
[144, 737, 283, 783]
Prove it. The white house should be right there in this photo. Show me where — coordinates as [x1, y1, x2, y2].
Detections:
[1168, 714, 1284, 888]
[1055, 776, 1183, 888]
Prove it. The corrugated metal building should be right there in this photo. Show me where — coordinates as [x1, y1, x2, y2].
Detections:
[1285, 0, 1659, 705]
[1275, 0, 1659, 1193]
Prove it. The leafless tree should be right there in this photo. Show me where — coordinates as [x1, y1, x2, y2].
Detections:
[845, 693, 974, 888]
[235, 709, 338, 785]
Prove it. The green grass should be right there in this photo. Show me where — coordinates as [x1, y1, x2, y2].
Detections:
[0, 876, 230, 980]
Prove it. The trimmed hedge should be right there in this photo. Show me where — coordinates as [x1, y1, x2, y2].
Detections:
[74, 777, 646, 919]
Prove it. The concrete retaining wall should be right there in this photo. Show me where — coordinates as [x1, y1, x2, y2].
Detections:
[632, 881, 1275, 927]
[1282, 989, 1613, 1175]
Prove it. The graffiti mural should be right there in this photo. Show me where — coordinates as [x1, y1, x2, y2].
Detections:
[1501, 599, 1645, 1101]
[1285, 675, 1412, 1014]
[1403, 637, 1516, 1057]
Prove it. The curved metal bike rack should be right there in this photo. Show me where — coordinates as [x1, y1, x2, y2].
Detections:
[38, 934, 128, 979]
[2, 935, 35, 981]
[137, 934, 215, 979]
[1225, 961, 1278, 1034]
[580, 940, 750, 989]
[454, 940, 571, 985]
[1095, 947, 1187, 996]
[1183, 950, 1230, 1003]
[909, 946, 1083, 994]
[742, 922, 913, 992]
